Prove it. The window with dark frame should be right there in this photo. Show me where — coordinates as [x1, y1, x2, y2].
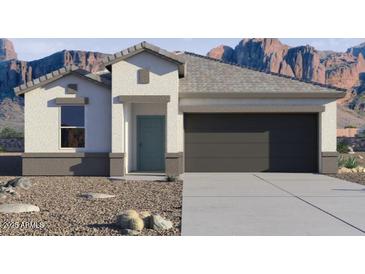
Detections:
[60, 106, 85, 148]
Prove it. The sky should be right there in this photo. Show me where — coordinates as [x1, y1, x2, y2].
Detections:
[10, 38, 365, 61]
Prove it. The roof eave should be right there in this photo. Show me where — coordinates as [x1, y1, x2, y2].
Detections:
[179, 91, 347, 99]
[14, 69, 111, 97]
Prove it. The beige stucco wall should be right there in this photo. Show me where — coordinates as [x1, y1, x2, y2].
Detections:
[24, 74, 111, 153]
[111, 51, 181, 165]
[319, 100, 337, 152]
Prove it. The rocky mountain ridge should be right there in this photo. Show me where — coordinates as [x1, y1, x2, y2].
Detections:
[1, 38, 365, 131]
[0, 39, 110, 130]
[208, 38, 365, 128]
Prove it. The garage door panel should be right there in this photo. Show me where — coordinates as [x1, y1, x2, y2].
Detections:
[185, 157, 316, 172]
[184, 113, 318, 172]
[185, 131, 316, 144]
[185, 143, 317, 158]
[185, 114, 317, 131]
[186, 157, 270, 172]
[185, 132, 270, 143]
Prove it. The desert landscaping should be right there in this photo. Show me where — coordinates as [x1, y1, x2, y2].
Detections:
[0, 176, 182, 236]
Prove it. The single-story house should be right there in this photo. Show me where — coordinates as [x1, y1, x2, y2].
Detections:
[14, 42, 345, 177]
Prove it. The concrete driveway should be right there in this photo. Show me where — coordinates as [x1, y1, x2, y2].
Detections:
[181, 173, 365, 236]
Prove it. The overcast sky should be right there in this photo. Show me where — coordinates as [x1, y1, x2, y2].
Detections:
[10, 38, 365, 61]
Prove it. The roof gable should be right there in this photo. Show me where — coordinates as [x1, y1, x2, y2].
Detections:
[14, 66, 111, 96]
[104, 41, 185, 77]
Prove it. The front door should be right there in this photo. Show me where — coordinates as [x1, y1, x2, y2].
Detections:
[137, 115, 165, 171]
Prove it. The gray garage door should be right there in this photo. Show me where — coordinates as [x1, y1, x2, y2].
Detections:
[184, 113, 318, 172]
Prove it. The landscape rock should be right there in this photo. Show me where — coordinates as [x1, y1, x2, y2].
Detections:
[0, 186, 16, 195]
[139, 211, 152, 228]
[129, 217, 144, 231]
[121, 229, 140, 236]
[0, 203, 40, 213]
[79, 192, 115, 200]
[122, 209, 139, 218]
[151, 214, 173, 230]
[116, 210, 142, 230]
[6, 177, 32, 189]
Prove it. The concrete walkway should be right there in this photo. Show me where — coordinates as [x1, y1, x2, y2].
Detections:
[181, 173, 365, 236]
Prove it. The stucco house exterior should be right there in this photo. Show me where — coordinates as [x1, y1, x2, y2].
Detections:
[14, 42, 345, 177]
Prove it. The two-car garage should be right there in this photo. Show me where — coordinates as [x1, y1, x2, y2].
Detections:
[184, 113, 318, 173]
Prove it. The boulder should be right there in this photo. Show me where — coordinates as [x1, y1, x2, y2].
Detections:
[0, 186, 16, 195]
[5, 177, 32, 190]
[139, 211, 152, 228]
[122, 209, 139, 219]
[0, 203, 40, 213]
[338, 167, 351, 174]
[129, 217, 144, 231]
[79, 192, 115, 199]
[151, 215, 173, 230]
[116, 210, 143, 230]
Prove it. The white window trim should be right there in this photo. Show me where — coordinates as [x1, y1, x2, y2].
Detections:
[58, 106, 86, 150]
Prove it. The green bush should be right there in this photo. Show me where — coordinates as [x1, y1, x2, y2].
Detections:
[166, 175, 179, 182]
[344, 156, 358, 169]
[0, 127, 23, 139]
[337, 141, 349, 154]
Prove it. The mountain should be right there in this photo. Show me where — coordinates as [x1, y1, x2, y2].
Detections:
[2, 38, 365, 131]
[0, 38, 110, 130]
[0, 38, 17, 61]
[208, 38, 365, 128]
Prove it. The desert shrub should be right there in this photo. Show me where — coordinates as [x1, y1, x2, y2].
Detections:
[166, 175, 179, 182]
[337, 141, 349, 154]
[344, 156, 358, 169]
[0, 127, 23, 139]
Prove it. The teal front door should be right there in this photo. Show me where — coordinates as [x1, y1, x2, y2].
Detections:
[137, 115, 166, 171]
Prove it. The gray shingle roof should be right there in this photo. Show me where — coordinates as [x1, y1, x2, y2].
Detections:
[14, 66, 111, 96]
[179, 52, 346, 98]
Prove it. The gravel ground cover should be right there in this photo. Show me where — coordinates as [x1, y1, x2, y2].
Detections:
[331, 173, 365, 187]
[0, 177, 182, 236]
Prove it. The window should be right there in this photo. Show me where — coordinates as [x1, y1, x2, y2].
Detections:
[60, 106, 85, 148]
